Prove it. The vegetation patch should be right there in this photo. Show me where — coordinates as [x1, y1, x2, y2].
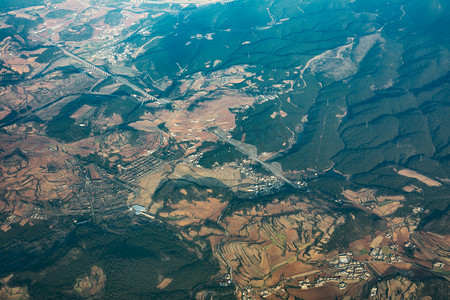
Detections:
[9, 216, 218, 299]
[323, 208, 386, 252]
[59, 24, 94, 42]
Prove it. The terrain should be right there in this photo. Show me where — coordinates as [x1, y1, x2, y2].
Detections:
[0, 0, 449, 299]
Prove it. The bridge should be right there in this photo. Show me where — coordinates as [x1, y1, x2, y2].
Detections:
[31, 34, 171, 106]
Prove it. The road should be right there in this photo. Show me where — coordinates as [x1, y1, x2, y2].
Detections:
[31, 34, 171, 106]
[216, 205, 233, 282]
[208, 127, 298, 189]
[53, 204, 129, 217]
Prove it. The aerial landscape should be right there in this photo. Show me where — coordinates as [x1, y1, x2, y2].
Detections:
[0, 0, 449, 299]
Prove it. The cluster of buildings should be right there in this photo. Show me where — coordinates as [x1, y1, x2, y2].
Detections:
[239, 178, 285, 198]
[294, 252, 371, 293]
[119, 156, 165, 183]
[217, 274, 231, 286]
[329, 252, 371, 281]
[369, 246, 403, 262]
[236, 161, 283, 189]
[130, 204, 146, 215]
[258, 284, 285, 299]
[412, 206, 424, 214]
[243, 181, 285, 198]
[129, 204, 156, 221]
[68, 163, 131, 214]
[371, 287, 378, 297]
[94, 42, 133, 65]
[241, 285, 256, 300]
[369, 247, 387, 261]
[240, 283, 290, 299]
[299, 276, 348, 290]
[404, 241, 416, 249]
[255, 94, 277, 104]
[389, 243, 399, 251]
[184, 151, 203, 167]
[187, 151, 287, 197]
[30, 207, 48, 221]
[94, 24, 125, 40]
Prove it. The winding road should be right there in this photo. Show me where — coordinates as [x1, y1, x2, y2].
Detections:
[216, 206, 233, 281]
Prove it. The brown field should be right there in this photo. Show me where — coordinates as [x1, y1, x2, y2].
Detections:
[349, 237, 371, 255]
[0, 106, 12, 121]
[266, 261, 317, 287]
[287, 283, 352, 300]
[157, 278, 173, 290]
[0, 133, 80, 215]
[128, 119, 160, 133]
[372, 201, 403, 216]
[210, 197, 339, 287]
[342, 189, 405, 216]
[403, 184, 423, 193]
[197, 226, 223, 236]
[0, 77, 36, 110]
[152, 90, 255, 143]
[368, 261, 408, 277]
[370, 235, 384, 248]
[70, 104, 94, 120]
[396, 169, 442, 187]
[411, 232, 450, 266]
[65, 130, 160, 160]
[342, 189, 405, 208]
[167, 163, 256, 190]
[137, 170, 170, 209]
[342, 188, 376, 204]
[159, 197, 227, 226]
[0, 274, 29, 299]
[392, 227, 410, 244]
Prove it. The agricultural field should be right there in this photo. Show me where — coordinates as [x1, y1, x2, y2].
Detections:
[0, 0, 449, 299]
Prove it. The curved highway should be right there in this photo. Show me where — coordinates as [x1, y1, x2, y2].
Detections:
[31, 34, 171, 106]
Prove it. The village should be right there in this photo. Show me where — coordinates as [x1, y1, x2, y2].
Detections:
[185, 151, 306, 198]
[237, 252, 373, 300]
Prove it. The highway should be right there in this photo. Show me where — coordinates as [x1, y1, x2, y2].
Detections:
[210, 126, 299, 285]
[31, 34, 171, 106]
[208, 127, 298, 189]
